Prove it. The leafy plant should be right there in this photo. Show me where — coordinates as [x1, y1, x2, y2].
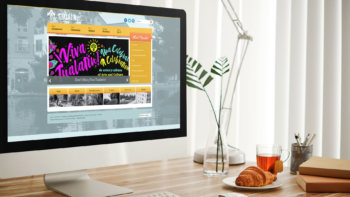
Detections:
[186, 55, 230, 173]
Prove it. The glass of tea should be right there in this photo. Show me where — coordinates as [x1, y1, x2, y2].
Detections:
[256, 144, 290, 174]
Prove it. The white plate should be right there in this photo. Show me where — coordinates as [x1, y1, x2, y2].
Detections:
[222, 176, 284, 190]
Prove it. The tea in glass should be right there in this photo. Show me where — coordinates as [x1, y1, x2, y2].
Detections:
[256, 144, 290, 175]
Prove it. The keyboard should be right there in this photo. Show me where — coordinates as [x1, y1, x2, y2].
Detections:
[132, 191, 180, 197]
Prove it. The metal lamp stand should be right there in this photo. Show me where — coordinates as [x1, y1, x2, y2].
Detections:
[194, 0, 252, 165]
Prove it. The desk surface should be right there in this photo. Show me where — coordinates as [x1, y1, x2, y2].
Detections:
[0, 156, 349, 197]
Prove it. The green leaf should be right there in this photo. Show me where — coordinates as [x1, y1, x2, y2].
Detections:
[215, 61, 222, 66]
[195, 64, 202, 73]
[223, 68, 230, 75]
[186, 81, 203, 91]
[186, 76, 200, 83]
[213, 65, 221, 71]
[224, 64, 230, 69]
[192, 60, 198, 68]
[199, 70, 208, 80]
[187, 67, 193, 71]
[187, 72, 196, 77]
[211, 68, 222, 76]
[188, 57, 193, 64]
[203, 75, 214, 87]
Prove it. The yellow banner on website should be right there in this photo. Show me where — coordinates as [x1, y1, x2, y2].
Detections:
[47, 23, 152, 37]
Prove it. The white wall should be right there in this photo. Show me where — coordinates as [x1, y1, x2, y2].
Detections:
[341, 0, 350, 160]
[177, 0, 348, 163]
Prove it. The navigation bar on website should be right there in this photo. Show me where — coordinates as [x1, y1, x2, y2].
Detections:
[47, 22, 152, 38]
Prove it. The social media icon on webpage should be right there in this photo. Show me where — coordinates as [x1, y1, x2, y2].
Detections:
[132, 19, 135, 23]
[124, 18, 127, 22]
[128, 18, 131, 23]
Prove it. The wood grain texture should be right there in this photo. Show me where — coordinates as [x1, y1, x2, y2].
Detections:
[0, 157, 349, 197]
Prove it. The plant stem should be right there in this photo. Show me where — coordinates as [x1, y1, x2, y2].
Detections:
[190, 62, 228, 173]
[219, 61, 224, 172]
[218, 127, 224, 172]
[192, 71, 218, 124]
[192, 70, 220, 172]
[201, 89, 219, 172]
[216, 126, 219, 172]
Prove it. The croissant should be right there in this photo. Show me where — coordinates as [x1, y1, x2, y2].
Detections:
[235, 166, 277, 187]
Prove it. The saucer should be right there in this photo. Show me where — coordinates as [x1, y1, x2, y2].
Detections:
[222, 176, 284, 190]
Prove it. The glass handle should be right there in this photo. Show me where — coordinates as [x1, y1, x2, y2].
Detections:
[282, 150, 290, 162]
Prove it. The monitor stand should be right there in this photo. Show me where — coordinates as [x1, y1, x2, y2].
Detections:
[44, 170, 133, 197]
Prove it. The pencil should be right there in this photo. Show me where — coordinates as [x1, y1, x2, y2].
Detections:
[307, 134, 316, 146]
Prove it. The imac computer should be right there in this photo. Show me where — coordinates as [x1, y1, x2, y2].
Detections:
[3, 0, 186, 196]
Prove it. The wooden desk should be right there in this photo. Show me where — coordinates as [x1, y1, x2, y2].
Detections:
[0, 157, 349, 197]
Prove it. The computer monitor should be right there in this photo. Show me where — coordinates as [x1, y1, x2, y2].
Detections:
[3, 0, 186, 196]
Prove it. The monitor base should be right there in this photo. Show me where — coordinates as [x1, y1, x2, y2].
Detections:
[44, 170, 133, 197]
[194, 147, 246, 165]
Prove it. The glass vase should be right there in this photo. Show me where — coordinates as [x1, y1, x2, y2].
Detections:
[203, 109, 230, 177]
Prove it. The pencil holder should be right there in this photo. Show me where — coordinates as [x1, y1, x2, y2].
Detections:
[290, 143, 313, 174]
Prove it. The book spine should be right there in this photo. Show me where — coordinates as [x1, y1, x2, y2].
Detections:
[299, 167, 350, 179]
[308, 183, 350, 193]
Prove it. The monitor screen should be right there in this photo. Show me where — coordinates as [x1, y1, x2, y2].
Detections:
[4, 1, 186, 153]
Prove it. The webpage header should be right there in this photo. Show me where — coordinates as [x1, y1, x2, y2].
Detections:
[47, 22, 152, 38]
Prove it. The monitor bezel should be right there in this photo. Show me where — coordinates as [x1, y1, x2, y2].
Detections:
[2, 0, 186, 154]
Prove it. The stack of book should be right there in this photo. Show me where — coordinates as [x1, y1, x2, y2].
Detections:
[296, 156, 350, 192]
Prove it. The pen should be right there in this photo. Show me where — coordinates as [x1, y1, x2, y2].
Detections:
[297, 134, 302, 145]
[303, 133, 310, 146]
[294, 133, 300, 146]
[294, 134, 301, 155]
[307, 134, 316, 146]
[293, 134, 302, 170]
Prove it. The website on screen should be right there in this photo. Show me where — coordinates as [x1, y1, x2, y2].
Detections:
[7, 6, 180, 142]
